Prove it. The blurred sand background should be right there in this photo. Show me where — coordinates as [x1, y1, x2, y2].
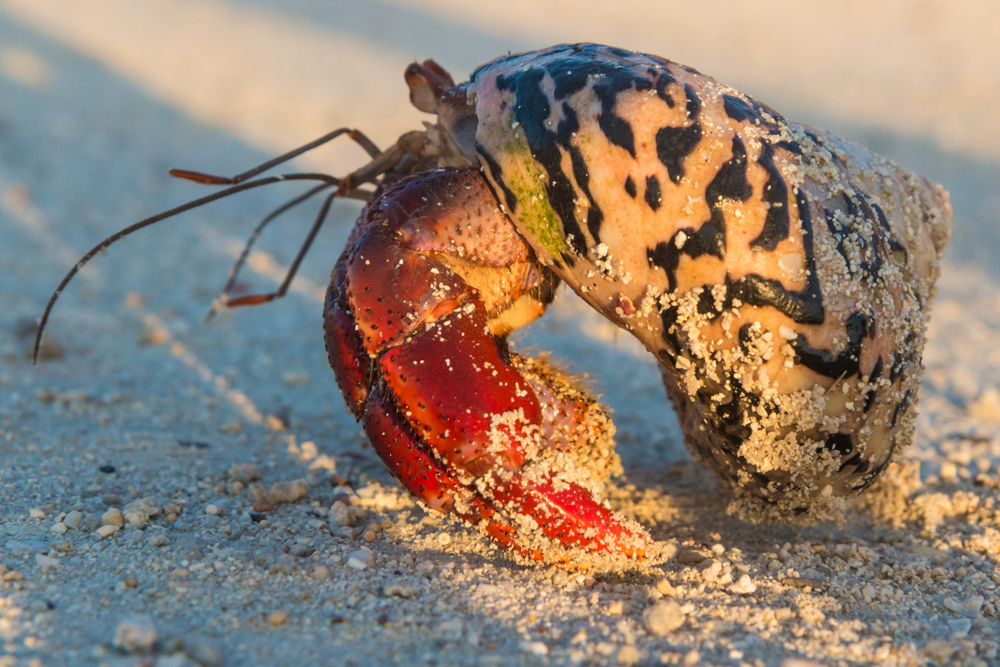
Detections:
[1, 1, 999, 666]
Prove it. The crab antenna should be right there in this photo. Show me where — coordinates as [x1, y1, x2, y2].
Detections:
[206, 181, 334, 322]
[32, 172, 346, 364]
[170, 128, 381, 185]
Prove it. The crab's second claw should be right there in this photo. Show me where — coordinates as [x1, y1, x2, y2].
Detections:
[324, 167, 652, 567]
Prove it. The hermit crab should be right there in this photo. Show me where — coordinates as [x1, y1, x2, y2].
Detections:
[36, 44, 951, 568]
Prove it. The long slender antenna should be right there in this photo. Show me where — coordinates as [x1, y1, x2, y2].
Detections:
[36, 125, 431, 363]
[33, 173, 345, 363]
[170, 128, 381, 185]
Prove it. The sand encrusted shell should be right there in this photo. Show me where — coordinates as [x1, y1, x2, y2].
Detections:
[467, 44, 952, 521]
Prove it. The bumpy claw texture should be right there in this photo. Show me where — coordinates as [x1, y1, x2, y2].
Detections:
[327, 43, 951, 566]
[324, 167, 652, 568]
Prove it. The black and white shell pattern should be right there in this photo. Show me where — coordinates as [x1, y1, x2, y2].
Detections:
[465, 44, 951, 521]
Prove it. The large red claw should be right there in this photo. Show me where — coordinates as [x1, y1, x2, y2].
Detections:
[380, 304, 540, 472]
[325, 167, 654, 568]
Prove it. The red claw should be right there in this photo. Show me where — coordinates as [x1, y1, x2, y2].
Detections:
[325, 167, 653, 567]
[362, 390, 536, 561]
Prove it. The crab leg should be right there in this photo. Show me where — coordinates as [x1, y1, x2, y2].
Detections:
[324, 167, 651, 565]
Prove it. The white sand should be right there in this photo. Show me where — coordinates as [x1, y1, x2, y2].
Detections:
[0, 2, 998, 665]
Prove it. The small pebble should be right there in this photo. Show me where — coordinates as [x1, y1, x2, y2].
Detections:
[269, 480, 308, 504]
[676, 547, 711, 564]
[62, 510, 82, 530]
[346, 550, 374, 570]
[122, 508, 149, 528]
[206, 504, 221, 516]
[364, 530, 377, 543]
[729, 574, 757, 595]
[782, 577, 826, 590]
[683, 649, 701, 666]
[309, 564, 331, 581]
[50, 522, 67, 535]
[29, 508, 45, 519]
[101, 508, 124, 528]
[96, 525, 120, 538]
[228, 463, 261, 483]
[265, 414, 287, 431]
[150, 533, 168, 547]
[643, 600, 684, 636]
[655, 578, 676, 596]
[384, 584, 414, 598]
[947, 618, 972, 635]
[330, 503, 352, 527]
[523, 641, 548, 656]
[267, 610, 289, 627]
[123, 577, 138, 589]
[123, 498, 159, 527]
[113, 615, 158, 653]
[617, 645, 641, 665]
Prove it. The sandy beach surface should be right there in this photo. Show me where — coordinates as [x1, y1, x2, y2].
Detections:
[1, 2, 999, 665]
